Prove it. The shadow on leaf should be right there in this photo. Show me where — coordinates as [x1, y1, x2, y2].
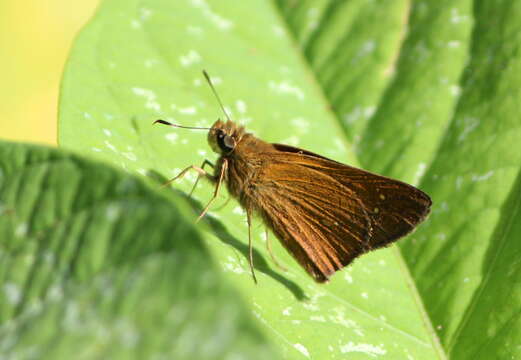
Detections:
[147, 169, 308, 300]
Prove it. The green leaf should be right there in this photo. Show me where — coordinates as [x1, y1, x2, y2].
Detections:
[0, 141, 277, 359]
[58, 0, 521, 358]
[399, 2, 521, 357]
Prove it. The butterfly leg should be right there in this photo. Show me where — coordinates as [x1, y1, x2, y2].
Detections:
[161, 160, 214, 189]
[196, 159, 227, 222]
[265, 228, 287, 272]
[188, 160, 215, 197]
[247, 209, 258, 284]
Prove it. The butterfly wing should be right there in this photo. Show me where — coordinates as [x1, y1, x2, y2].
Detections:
[250, 144, 431, 282]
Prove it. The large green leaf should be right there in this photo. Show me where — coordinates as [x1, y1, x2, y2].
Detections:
[57, 0, 521, 358]
[0, 141, 276, 359]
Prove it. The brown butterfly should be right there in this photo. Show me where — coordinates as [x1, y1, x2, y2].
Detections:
[154, 71, 431, 283]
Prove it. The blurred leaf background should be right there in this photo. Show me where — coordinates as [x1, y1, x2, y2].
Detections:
[0, 1, 100, 145]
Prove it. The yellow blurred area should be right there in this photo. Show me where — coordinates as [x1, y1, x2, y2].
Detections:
[0, 1, 100, 146]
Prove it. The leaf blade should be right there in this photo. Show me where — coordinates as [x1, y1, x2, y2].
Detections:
[0, 141, 277, 359]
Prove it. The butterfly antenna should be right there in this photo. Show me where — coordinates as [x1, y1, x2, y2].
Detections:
[153, 119, 210, 130]
[202, 70, 232, 122]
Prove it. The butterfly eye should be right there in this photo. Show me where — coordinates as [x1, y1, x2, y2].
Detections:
[217, 132, 236, 153]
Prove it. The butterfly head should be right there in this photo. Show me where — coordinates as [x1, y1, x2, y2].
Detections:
[208, 119, 245, 155]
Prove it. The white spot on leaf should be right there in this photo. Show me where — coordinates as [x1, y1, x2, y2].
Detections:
[165, 133, 178, 143]
[104, 140, 117, 152]
[48, 284, 63, 301]
[178, 106, 197, 115]
[121, 152, 137, 161]
[458, 117, 480, 142]
[344, 107, 362, 125]
[344, 272, 353, 283]
[306, 7, 319, 30]
[290, 117, 310, 133]
[268, 80, 305, 101]
[4, 283, 21, 305]
[450, 8, 468, 24]
[130, 20, 141, 29]
[232, 206, 245, 215]
[236, 100, 247, 113]
[294, 343, 310, 358]
[139, 7, 152, 21]
[179, 50, 202, 67]
[413, 162, 427, 184]
[450, 85, 462, 96]
[106, 204, 121, 221]
[223, 260, 245, 274]
[364, 106, 376, 118]
[144, 58, 159, 68]
[190, 0, 233, 30]
[330, 308, 364, 336]
[471, 171, 494, 182]
[455, 175, 464, 189]
[448, 40, 461, 48]
[132, 87, 161, 112]
[302, 302, 319, 312]
[15, 223, 28, 238]
[310, 315, 326, 322]
[340, 342, 386, 357]
[358, 40, 376, 57]
[272, 25, 285, 37]
[208, 76, 222, 85]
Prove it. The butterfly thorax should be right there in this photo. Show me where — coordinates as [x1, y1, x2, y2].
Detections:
[209, 120, 276, 211]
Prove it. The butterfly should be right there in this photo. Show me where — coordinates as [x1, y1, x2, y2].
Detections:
[154, 71, 431, 283]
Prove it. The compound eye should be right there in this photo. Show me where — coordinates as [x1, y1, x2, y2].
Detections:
[217, 132, 235, 152]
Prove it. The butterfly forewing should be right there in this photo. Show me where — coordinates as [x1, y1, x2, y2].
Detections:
[251, 145, 431, 282]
